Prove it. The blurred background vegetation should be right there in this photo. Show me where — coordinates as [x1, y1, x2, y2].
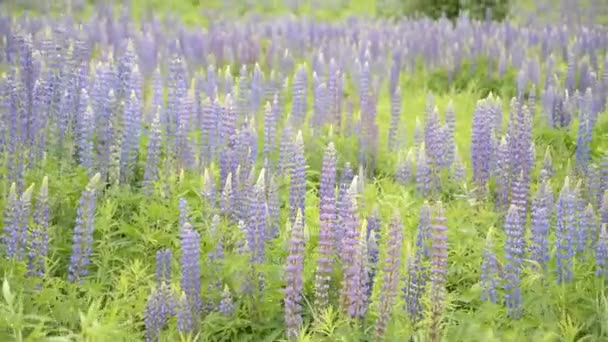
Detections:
[3, 0, 608, 25]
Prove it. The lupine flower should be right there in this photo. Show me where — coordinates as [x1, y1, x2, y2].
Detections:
[480, 227, 498, 304]
[504, 204, 524, 318]
[444, 102, 456, 167]
[28, 177, 49, 278]
[374, 213, 404, 340]
[403, 249, 425, 324]
[202, 168, 216, 206]
[180, 222, 201, 315]
[340, 177, 366, 319]
[596, 224, 608, 279]
[289, 131, 306, 223]
[315, 142, 337, 309]
[556, 177, 576, 284]
[365, 208, 381, 296]
[599, 156, 608, 208]
[156, 248, 172, 286]
[388, 86, 401, 152]
[540, 146, 553, 181]
[495, 136, 510, 211]
[220, 173, 234, 217]
[429, 201, 448, 341]
[578, 203, 597, 255]
[263, 100, 277, 159]
[219, 285, 235, 316]
[3, 183, 20, 260]
[176, 293, 195, 335]
[266, 174, 281, 239]
[336, 163, 354, 253]
[248, 170, 267, 265]
[145, 287, 166, 342]
[601, 191, 608, 225]
[142, 106, 162, 194]
[416, 144, 430, 196]
[68, 173, 101, 283]
[291, 65, 307, 127]
[529, 180, 551, 270]
[510, 171, 529, 226]
[278, 123, 295, 177]
[452, 146, 466, 183]
[395, 148, 414, 185]
[471, 98, 494, 191]
[284, 209, 305, 340]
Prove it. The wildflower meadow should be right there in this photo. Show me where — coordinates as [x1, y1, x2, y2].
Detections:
[0, 0, 608, 341]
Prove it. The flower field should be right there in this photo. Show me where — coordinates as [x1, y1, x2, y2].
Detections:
[1, 1, 608, 341]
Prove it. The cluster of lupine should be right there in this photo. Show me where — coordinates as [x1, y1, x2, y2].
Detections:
[1, 3, 608, 341]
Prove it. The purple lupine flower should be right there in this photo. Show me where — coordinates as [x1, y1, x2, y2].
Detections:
[68, 173, 101, 283]
[578, 203, 597, 256]
[417, 201, 432, 258]
[601, 191, 608, 226]
[510, 171, 529, 226]
[263, 100, 277, 160]
[429, 201, 448, 340]
[291, 64, 308, 127]
[600, 156, 608, 209]
[504, 204, 524, 318]
[178, 197, 190, 229]
[12, 184, 34, 263]
[289, 131, 306, 223]
[145, 287, 166, 342]
[208, 214, 224, 261]
[180, 222, 201, 315]
[416, 144, 431, 196]
[202, 168, 216, 206]
[266, 174, 280, 240]
[284, 209, 305, 339]
[340, 177, 366, 319]
[251, 63, 264, 113]
[219, 285, 234, 316]
[236, 65, 250, 120]
[529, 180, 551, 271]
[388, 86, 401, 152]
[444, 101, 456, 167]
[27, 177, 49, 278]
[142, 106, 162, 195]
[2, 183, 20, 260]
[146, 250, 175, 342]
[336, 163, 354, 253]
[278, 123, 295, 177]
[540, 146, 553, 181]
[76, 91, 94, 172]
[480, 227, 498, 304]
[403, 249, 425, 324]
[220, 173, 234, 218]
[452, 147, 466, 183]
[395, 148, 414, 185]
[366, 208, 381, 290]
[596, 224, 608, 279]
[358, 210, 372, 318]
[556, 177, 576, 284]
[176, 293, 195, 335]
[374, 213, 404, 339]
[315, 142, 337, 309]
[120, 90, 142, 183]
[156, 248, 172, 286]
[495, 136, 511, 211]
[470, 98, 494, 192]
[575, 88, 593, 173]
